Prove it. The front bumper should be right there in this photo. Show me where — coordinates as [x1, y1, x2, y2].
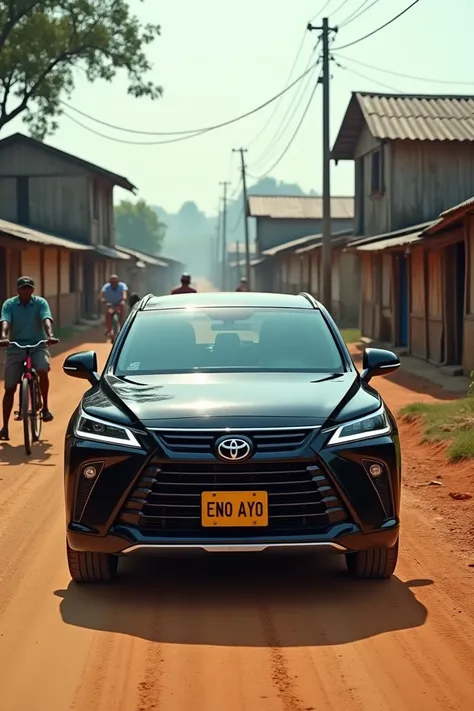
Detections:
[67, 518, 399, 555]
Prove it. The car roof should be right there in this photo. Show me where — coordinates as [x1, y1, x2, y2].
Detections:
[141, 291, 317, 311]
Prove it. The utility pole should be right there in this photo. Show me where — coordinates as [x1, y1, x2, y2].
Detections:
[232, 148, 251, 286]
[215, 202, 222, 286]
[220, 181, 230, 290]
[307, 17, 337, 310]
[236, 240, 241, 280]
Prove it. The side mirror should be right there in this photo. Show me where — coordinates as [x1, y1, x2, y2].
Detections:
[63, 351, 100, 386]
[361, 347, 400, 384]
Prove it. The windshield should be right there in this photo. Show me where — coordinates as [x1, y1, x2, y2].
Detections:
[115, 307, 345, 375]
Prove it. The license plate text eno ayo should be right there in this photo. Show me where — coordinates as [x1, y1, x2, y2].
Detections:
[201, 491, 268, 527]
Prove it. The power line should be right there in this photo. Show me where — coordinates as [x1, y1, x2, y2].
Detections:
[338, 0, 382, 28]
[331, 0, 353, 18]
[335, 53, 474, 86]
[311, 0, 335, 22]
[250, 46, 321, 170]
[332, 0, 421, 51]
[248, 69, 322, 181]
[246, 30, 309, 149]
[61, 57, 320, 141]
[335, 61, 402, 92]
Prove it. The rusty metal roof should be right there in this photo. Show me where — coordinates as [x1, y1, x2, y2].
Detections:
[332, 92, 474, 161]
[440, 195, 474, 217]
[0, 219, 92, 250]
[247, 195, 354, 219]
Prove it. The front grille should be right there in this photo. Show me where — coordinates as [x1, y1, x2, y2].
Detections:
[156, 428, 314, 455]
[119, 460, 349, 537]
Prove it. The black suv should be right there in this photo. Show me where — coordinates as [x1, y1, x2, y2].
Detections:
[63, 292, 401, 584]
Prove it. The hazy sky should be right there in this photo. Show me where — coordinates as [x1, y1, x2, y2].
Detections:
[7, 0, 474, 215]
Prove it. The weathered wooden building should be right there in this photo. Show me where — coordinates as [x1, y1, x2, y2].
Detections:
[248, 195, 354, 294]
[332, 92, 474, 347]
[0, 132, 136, 316]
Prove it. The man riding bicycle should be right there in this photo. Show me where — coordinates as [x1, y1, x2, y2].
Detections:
[171, 273, 197, 294]
[0, 276, 59, 441]
[100, 274, 128, 337]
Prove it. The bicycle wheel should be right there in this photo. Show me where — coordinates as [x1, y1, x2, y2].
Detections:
[30, 378, 42, 442]
[21, 377, 31, 456]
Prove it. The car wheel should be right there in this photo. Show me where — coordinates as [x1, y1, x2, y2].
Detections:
[345, 539, 399, 579]
[66, 542, 118, 583]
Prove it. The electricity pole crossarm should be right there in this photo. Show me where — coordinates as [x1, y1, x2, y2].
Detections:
[307, 18, 337, 311]
[232, 147, 251, 286]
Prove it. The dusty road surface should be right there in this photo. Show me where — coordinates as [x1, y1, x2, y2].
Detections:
[1, 340, 474, 711]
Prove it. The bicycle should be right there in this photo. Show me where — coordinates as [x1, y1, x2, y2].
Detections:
[9, 339, 50, 455]
[105, 303, 122, 344]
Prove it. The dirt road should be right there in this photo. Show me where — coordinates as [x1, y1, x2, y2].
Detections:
[1, 341, 474, 711]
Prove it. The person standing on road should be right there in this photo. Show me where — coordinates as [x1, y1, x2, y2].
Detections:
[100, 274, 128, 337]
[0, 276, 59, 441]
[171, 273, 197, 294]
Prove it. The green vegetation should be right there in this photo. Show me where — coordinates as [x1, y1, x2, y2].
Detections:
[340, 328, 361, 344]
[115, 199, 166, 255]
[400, 398, 474, 462]
[0, 1, 161, 139]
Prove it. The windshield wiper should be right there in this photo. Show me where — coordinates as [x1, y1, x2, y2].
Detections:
[310, 373, 345, 383]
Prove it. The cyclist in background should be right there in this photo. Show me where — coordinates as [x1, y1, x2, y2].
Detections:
[0, 276, 58, 441]
[100, 274, 128, 337]
[236, 277, 250, 292]
[171, 273, 197, 294]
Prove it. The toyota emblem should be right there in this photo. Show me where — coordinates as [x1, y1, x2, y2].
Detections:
[215, 435, 253, 462]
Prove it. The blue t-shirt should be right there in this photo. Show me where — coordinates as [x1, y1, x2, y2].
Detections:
[101, 282, 128, 305]
[1, 295, 53, 353]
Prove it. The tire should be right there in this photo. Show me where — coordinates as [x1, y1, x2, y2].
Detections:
[66, 542, 118, 583]
[345, 539, 399, 579]
[21, 377, 31, 456]
[30, 378, 42, 442]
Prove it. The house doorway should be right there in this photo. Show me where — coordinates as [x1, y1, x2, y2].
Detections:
[444, 240, 465, 365]
[83, 259, 95, 318]
[398, 255, 408, 347]
[0, 247, 6, 303]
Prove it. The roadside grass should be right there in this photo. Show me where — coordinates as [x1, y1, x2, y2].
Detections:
[400, 398, 474, 462]
[340, 328, 361, 344]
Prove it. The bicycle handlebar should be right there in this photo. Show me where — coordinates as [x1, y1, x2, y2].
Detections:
[9, 339, 49, 349]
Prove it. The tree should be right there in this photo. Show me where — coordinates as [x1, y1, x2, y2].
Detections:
[115, 199, 166, 255]
[0, 1, 162, 139]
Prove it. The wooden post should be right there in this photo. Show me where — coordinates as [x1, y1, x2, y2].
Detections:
[57, 248, 62, 329]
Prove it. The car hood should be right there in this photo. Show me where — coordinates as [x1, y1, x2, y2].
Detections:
[82, 371, 381, 429]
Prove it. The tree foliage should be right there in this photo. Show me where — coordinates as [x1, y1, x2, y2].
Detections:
[115, 199, 166, 255]
[0, 0, 162, 139]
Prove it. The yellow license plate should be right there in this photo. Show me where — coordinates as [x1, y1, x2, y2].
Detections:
[201, 491, 268, 527]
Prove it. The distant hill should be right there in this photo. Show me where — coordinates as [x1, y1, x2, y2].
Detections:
[153, 177, 319, 278]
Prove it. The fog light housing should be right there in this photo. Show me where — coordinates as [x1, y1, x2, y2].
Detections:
[83, 465, 97, 479]
[368, 463, 383, 478]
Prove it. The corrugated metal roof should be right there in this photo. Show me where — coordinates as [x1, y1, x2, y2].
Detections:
[295, 231, 355, 254]
[264, 228, 354, 258]
[247, 195, 354, 219]
[332, 92, 474, 161]
[95, 244, 130, 261]
[0, 219, 92, 250]
[0, 133, 136, 192]
[115, 245, 168, 267]
[348, 221, 435, 249]
[440, 195, 474, 217]
[356, 231, 424, 252]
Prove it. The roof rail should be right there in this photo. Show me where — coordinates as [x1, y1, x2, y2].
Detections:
[299, 292, 318, 309]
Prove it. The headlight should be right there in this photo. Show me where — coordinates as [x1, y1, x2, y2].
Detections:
[326, 406, 391, 445]
[75, 409, 141, 447]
